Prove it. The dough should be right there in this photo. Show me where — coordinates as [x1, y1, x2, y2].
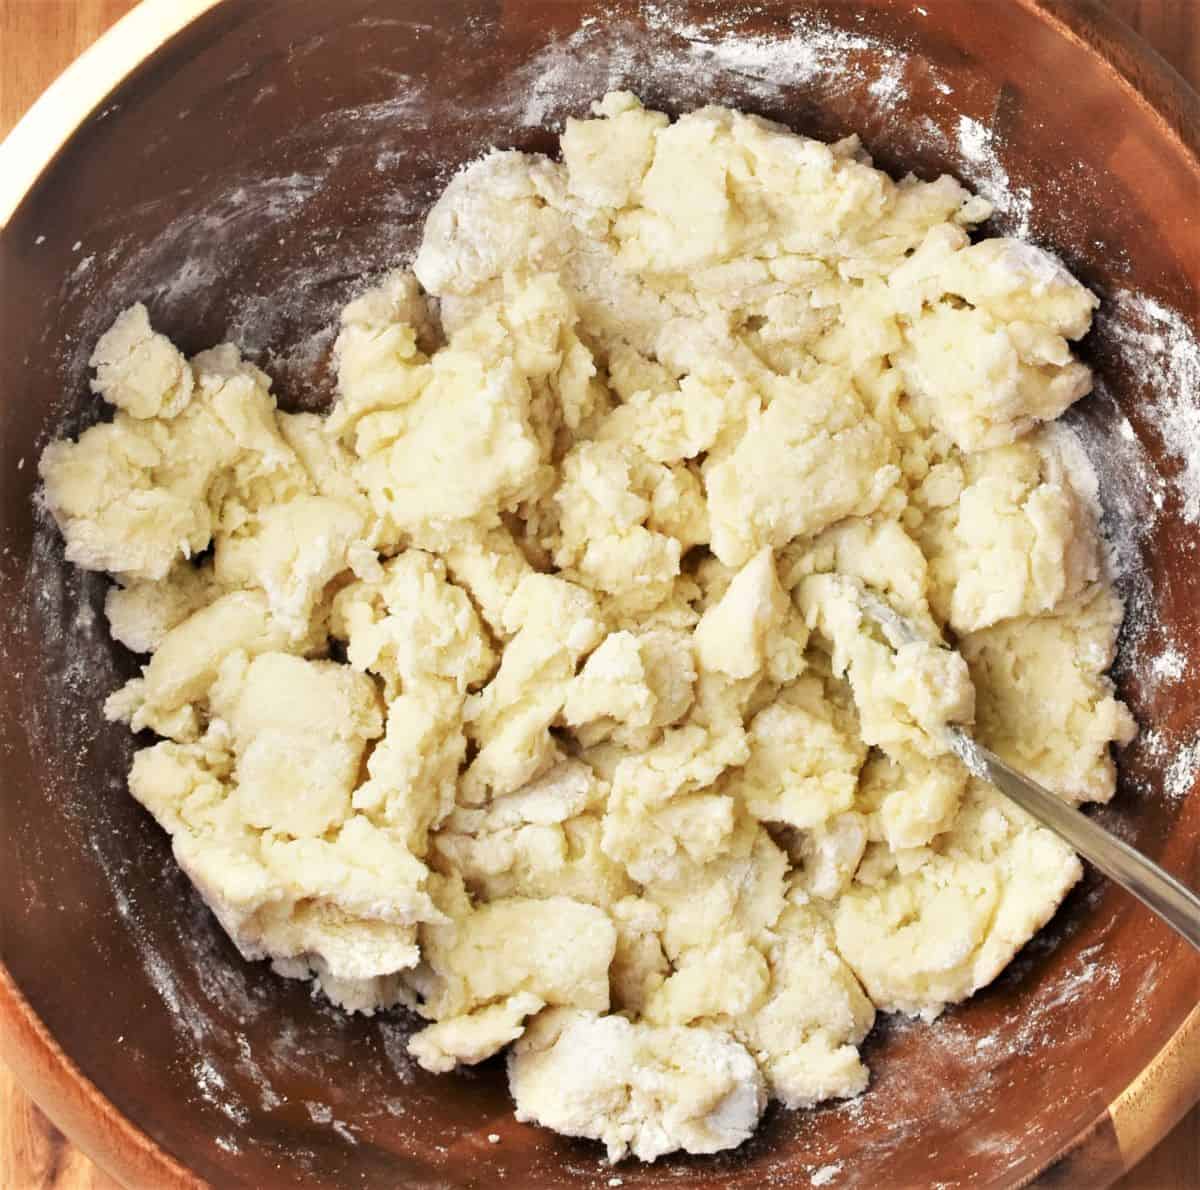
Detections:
[508, 1009, 767, 1162]
[40, 94, 1132, 1163]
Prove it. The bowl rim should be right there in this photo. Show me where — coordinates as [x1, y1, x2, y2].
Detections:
[0, 0, 1197, 1186]
[0, 964, 201, 1188]
[0, 0, 224, 228]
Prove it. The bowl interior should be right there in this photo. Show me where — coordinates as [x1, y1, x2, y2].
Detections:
[1, 2, 1199, 1187]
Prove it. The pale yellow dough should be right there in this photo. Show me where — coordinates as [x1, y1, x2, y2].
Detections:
[40, 94, 1133, 1163]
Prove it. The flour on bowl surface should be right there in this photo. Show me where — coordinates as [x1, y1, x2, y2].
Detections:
[954, 115, 1033, 239]
[1098, 290, 1200, 525]
[29, 83, 1156, 1164]
[485, 5, 930, 133]
[809, 1161, 844, 1186]
[1163, 738, 1200, 803]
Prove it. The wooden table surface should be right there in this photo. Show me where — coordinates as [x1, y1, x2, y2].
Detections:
[1, 1, 1197, 1187]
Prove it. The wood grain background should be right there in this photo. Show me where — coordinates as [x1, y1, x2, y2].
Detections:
[0, 1, 1197, 1187]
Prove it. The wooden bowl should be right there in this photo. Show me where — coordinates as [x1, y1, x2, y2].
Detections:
[1, 1, 1197, 1186]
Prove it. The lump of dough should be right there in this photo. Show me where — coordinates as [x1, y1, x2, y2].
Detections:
[407, 888, 616, 1043]
[208, 651, 384, 838]
[349, 310, 550, 541]
[433, 761, 632, 907]
[104, 590, 290, 741]
[896, 304, 1090, 451]
[331, 549, 494, 700]
[642, 819, 788, 960]
[901, 233, 1099, 340]
[562, 91, 669, 209]
[833, 782, 1082, 1019]
[782, 516, 931, 627]
[345, 274, 599, 546]
[613, 106, 885, 273]
[704, 369, 899, 566]
[462, 574, 604, 800]
[89, 303, 194, 420]
[799, 575, 975, 760]
[508, 1009, 766, 1162]
[603, 786, 738, 886]
[960, 584, 1136, 803]
[563, 628, 696, 746]
[553, 440, 684, 616]
[612, 106, 759, 273]
[214, 494, 364, 639]
[791, 812, 870, 901]
[441, 527, 535, 640]
[104, 562, 219, 654]
[187, 343, 300, 485]
[194, 816, 438, 1008]
[601, 719, 752, 882]
[595, 373, 731, 464]
[328, 552, 493, 848]
[437, 809, 630, 909]
[414, 150, 573, 297]
[694, 547, 804, 682]
[858, 751, 968, 852]
[128, 730, 440, 1013]
[733, 901, 874, 1108]
[39, 414, 223, 582]
[563, 631, 653, 734]
[276, 411, 374, 523]
[892, 233, 1096, 452]
[643, 931, 769, 1026]
[329, 270, 435, 443]
[609, 896, 670, 1014]
[918, 437, 1099, 634]
[351, 689, 466, 853]
[41, 329, 297, 582]
[454, 757, 601, 833]
[738, 674, 866, 830]
[409, 991, 545, 1074]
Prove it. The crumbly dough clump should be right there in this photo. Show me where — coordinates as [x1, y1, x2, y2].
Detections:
[40, 94, 1134, 1163]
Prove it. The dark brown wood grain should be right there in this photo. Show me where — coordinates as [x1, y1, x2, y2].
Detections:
[0, 1, 1196, 1187]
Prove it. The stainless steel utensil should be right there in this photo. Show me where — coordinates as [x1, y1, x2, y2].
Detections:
[859, 591, 1200, 952]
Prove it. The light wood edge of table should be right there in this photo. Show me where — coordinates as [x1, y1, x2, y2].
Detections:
[0, 964, 201, 1189]
[0, 0, 223, 228]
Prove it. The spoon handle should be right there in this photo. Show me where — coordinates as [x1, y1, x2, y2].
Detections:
[948, 728, 1200, 952]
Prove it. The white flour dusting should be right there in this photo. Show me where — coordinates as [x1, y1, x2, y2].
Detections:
[1140, 726, 1169, 764]
[867, 58, 907, 108]
[658, 16, 878, 91]
[193, 1056, 249, 1124]
[806, 940, 1125, 1183]
[1136, 724, 1200, 802]
[496, 8, 922, 131]
[1164, 738, 1200, 802]
[305, 1101, 358, 1144]
[1064, 287, 1200, 795]
[810, 1161, 843, 1186]
[1099, 290, 1200, 524]
[955, 115, 1033, 239]
[1148, 643, 1189, 688]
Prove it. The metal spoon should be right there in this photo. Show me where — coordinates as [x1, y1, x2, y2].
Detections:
[858, 590, 1200, 952]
